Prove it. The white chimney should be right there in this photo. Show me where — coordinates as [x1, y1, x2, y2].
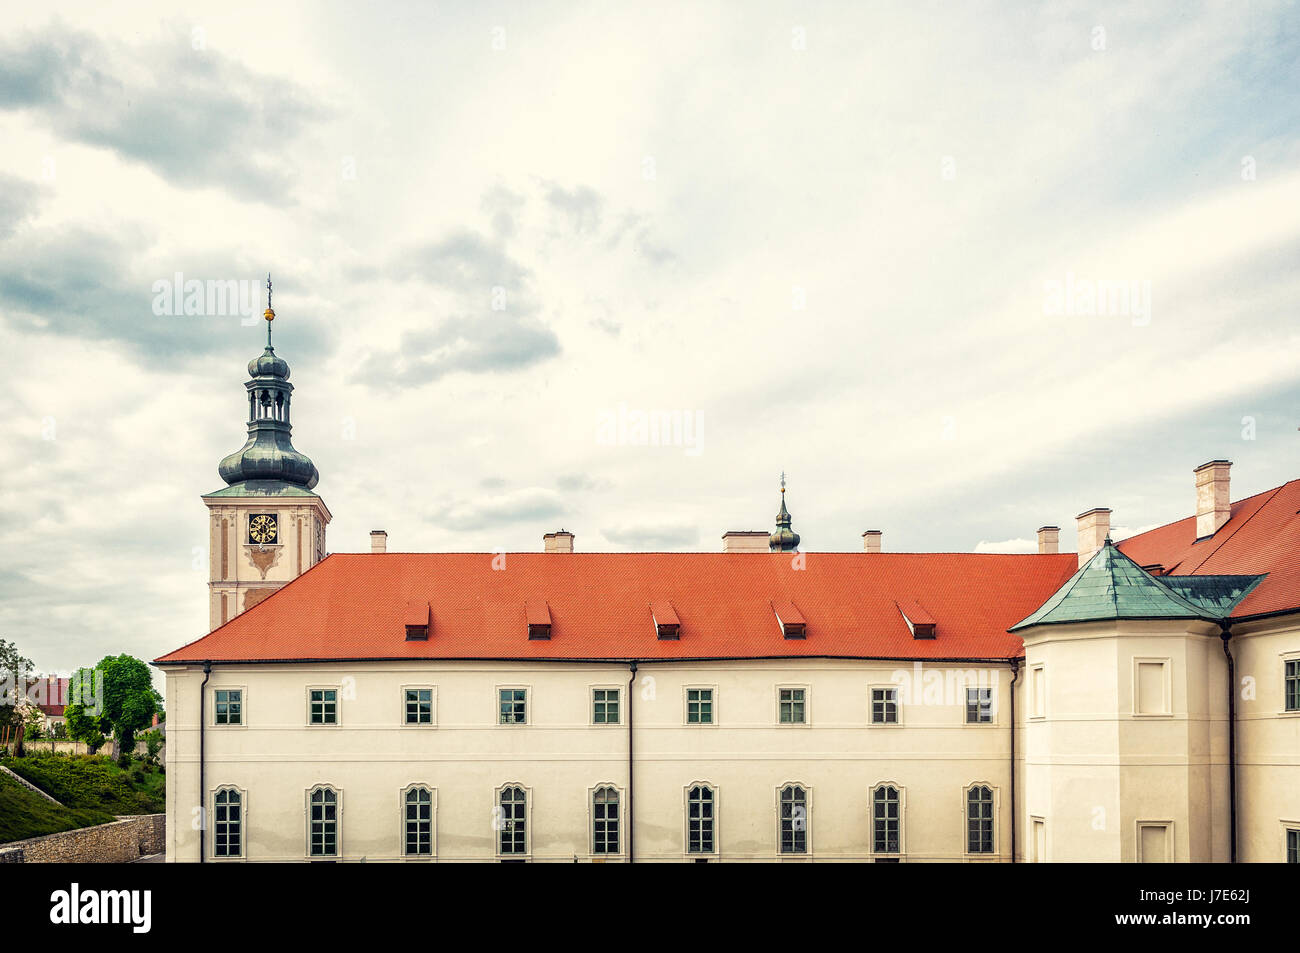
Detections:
[544, 531, 575, 553]
[370, 530, 388, 554]
[1037, 526, 1060, 555]
[722, 531, 769, 553]
[862, 530, 882, 553]
[1194, 460, 1232, 538]
[1075, 509, 1111, 566]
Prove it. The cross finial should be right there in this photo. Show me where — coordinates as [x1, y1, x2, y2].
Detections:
[780, 470, 786, 493]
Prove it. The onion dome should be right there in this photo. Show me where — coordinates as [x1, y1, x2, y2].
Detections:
[248, 345, 290, 380]
[769, 472, 801, 552]
[216, 275, 320, 490]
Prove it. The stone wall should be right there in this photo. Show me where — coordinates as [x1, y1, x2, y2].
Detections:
[0, 814, 164, 863]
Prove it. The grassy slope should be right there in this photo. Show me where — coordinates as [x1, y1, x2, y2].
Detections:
[0, 773, 116, 844]
[2, 754, 165, 816]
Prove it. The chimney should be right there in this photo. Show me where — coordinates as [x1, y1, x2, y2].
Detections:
[1037, 526, 1060, 555]
[544, 531, 574, 553]
[722, 531, 769, 553]
[370, 530, 388, 554]
[862, 530, 882, 553]
[1075, 508, 1111, 566]
[1194, 460, 1232, 538]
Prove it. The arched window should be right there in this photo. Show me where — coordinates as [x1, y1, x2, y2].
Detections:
[213, 787, 242, 858]
[499, 786, 527, 856]
[779, 785, 808, 854]
[967, 785, 994, 854]
[308, 787, 339, 857]
[687, 784, 715, 855]
[592, 786, 620, 855]
[872, 785, 900, 855]
[404, 787, 433, 856]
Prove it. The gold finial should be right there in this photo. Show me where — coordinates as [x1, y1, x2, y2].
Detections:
[780, 470, 786, 494]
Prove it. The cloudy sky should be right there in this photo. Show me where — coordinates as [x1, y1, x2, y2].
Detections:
[1, 1, 1298, 683]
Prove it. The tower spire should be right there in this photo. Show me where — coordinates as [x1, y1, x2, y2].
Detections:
[264, 272, 275, 348]
[769, 471, 801, 552]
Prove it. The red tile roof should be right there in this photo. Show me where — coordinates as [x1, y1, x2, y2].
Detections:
[155, 552, 1080, 664]
[1119, 478, 1300, 619]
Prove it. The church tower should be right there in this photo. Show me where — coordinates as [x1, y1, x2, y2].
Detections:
[202, 277, 331, 630]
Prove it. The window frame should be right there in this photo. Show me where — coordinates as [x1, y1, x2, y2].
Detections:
[211, 785, 247, 861]
[1282, 653, 1300, 714]
[305, 784, 341, 860]
[963, 782, 998, 858]
[496, 685, 530, 726]
[1028, 663, 1046, 720]
[1284, 823, 1300, 864]
[775, 781, 812, 858]
[1030, 815, 1046, 863]
[684, 685, 718, 726]
[401, 685, 437, 727]
[589, 783, 625, 859]
[495, 782, 532, 859]
[870, 782, 905, 859]
[211, 686, 246, 728]
[306, 685, 340, 726]
[591, 686, 622, 727]
[776, 684, 810, 726]
[868, 684, 902, 726]
[683, 781, 719, 858]
[1135, 820, 1174, 862]
[1132, 656, 1173, 717]
[399, 783, 437, 860]
[964, 685, 995, 725]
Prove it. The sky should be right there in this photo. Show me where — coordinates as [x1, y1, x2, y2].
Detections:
[0, 1, 1298, 684]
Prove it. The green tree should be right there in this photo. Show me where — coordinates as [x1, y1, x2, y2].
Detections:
[64, 656, 160, 757]
[0, 638, 35, 731]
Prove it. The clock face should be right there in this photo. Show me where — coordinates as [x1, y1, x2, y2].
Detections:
[248, 513, 278, 545]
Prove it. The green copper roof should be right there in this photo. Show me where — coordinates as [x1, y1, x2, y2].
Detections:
[1159, 575, 1265, 615]
[204, 480, 321, 498]
[1010, 539, 1214, 632]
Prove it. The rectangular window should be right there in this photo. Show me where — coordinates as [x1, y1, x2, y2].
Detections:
[1286, 660, 1300, 712]
[1288, 829, 1299, 864]
[309, 689, 337, 725]
[499, 688, 527, 724]
[965, 687, 993, 724]
[966, 786, 994, 853]
[215, 689, 242, 725]
[872, 786, 900, 854]
[592, 787, 620, 855]
[686, 688, 713, 724]
[779, 785, 808, 854]
[404, 788, 433, 856]
[1137, 823, 1169, 862]
[592, 689, 620, 725]
[1031, 818, 1046, 862]
[499, 787, 527, 855]
[405, 689, 433, 725]
[687, 785, 714, 853]
[1030, 665, 1045, 718]
[779, 688, 806, 724]
[871, 687, 898, 724]
[213, 789, 242, 858]
[309, 788, 338, 857]
[1136, 660, 1169, 715]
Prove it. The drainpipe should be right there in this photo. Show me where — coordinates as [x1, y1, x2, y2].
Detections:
[627, 661, 637, 864]
[1219, 622, 1237, 863]
[199, 661, 211, 865]
[1008, 658, 1020, 864]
